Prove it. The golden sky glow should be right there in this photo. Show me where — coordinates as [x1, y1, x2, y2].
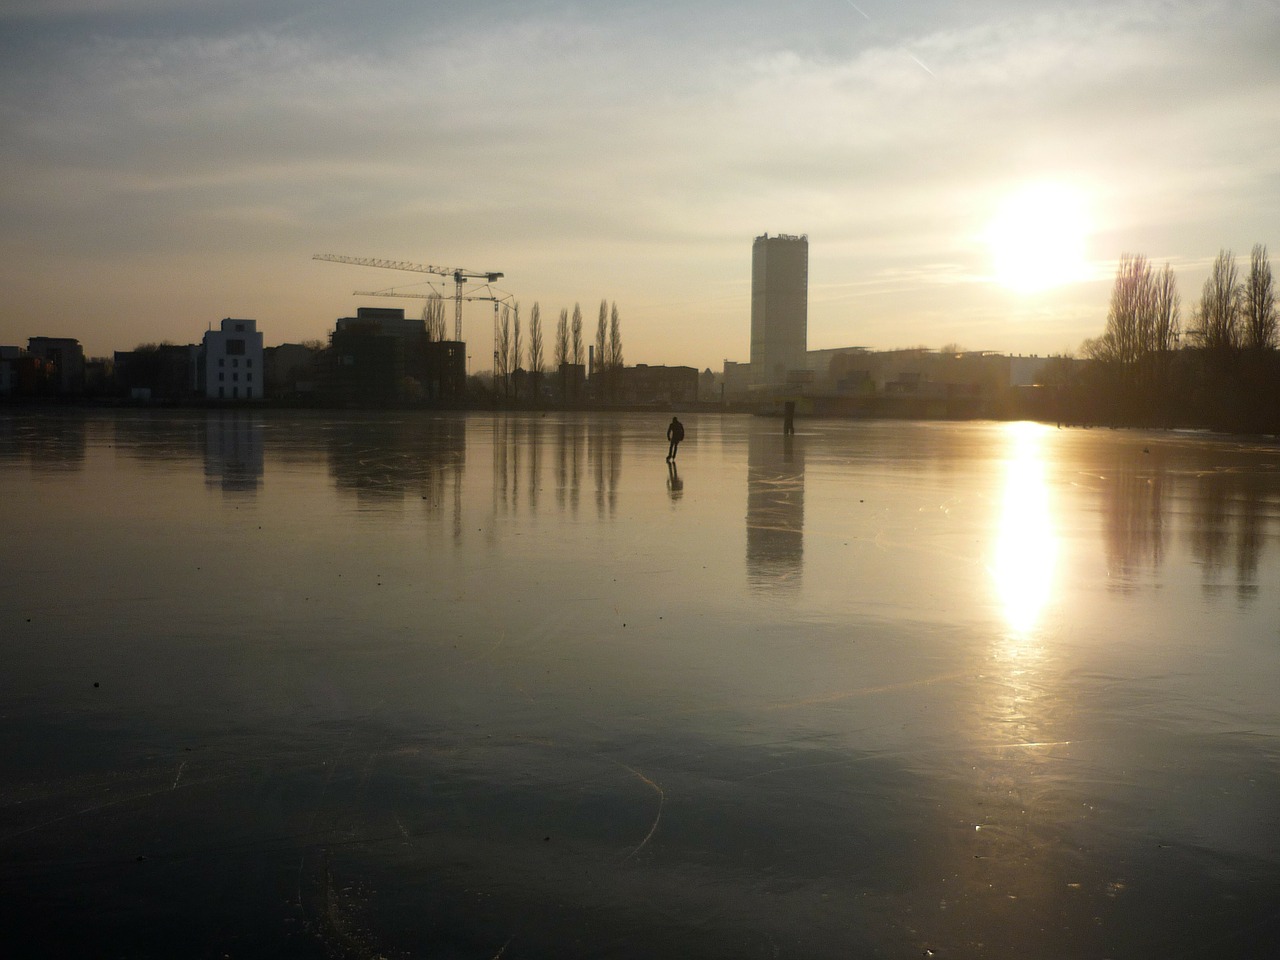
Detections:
[0, 2, 1277, 366]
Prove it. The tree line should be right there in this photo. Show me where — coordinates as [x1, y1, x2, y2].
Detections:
[1063, 244, 1279, 432]
[493, 299, 623, 401]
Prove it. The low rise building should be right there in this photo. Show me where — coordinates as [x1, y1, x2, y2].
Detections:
[335, 306, 426, 340]
[0, 346, 19, 396]
[615, 363, 699, 405]
[558, 362, 586, 404]
[725, 344, 1076, 418]
[27, 337, 85, 395]
[323, 308, 464, 403]
[115, 344, 200, 400]
[264, 343, 321, 399]
[1, 347, 55, 398]
[201, 319, 264, 400]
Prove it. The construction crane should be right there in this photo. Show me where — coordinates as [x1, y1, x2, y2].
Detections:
[354, 289, 513, 355]
[313, 254, 504, 341]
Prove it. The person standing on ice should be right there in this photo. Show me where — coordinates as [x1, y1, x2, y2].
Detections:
[666, 416, 685, 461]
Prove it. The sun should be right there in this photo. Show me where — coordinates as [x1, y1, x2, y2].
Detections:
[985, 182, 1092, 293]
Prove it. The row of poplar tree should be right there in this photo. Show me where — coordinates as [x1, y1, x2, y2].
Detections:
[1062, 244, 1279, 431]
[493, 299, 623, 400]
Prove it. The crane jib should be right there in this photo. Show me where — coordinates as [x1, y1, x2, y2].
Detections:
[313, 253, 507, 343]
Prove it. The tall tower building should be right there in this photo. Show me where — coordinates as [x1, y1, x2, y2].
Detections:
[750, 233, 808, 389]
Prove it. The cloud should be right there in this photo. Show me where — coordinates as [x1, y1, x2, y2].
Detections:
[1, 1, 1279, 360]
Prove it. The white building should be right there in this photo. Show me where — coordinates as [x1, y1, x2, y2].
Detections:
[750, 233, 808, 390]
[202, 318, 264, 400]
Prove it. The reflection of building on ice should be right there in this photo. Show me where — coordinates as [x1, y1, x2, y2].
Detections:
[204, 414, 264, 493]
[746, 429, 805, 590]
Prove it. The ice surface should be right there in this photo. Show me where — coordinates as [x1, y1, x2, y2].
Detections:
[2, 410, 1279, 958]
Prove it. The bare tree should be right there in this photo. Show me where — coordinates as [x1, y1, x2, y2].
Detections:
[1243, 243, 1277, 351]
[1191, 249, 1241, 353]
[608, 301, 623, 369]
[1090, 253, 1153, 365]
[512, 302, 522, 402]
[555, 308, 569, 367]
[571, 303, 583, 366]
[528, 302, 544, 398]
[595, 299, 608, 377]
[1152, 262, 1180, 353]
[424, 292, 447, 341]
[1080, 333, 1110, 363]
[1086, 256, 1179, 426]
[498, 302, 512, 399]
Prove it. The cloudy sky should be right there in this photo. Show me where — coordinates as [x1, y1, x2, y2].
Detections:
[2, 0, 1277, 370]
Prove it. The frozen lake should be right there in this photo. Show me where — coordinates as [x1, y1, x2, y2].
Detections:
[2, 408, 1279, 958]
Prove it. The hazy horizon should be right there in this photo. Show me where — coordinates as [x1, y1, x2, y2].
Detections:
[2, 1, 1277, 368]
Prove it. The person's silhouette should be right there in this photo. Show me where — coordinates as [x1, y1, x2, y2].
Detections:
[666, 416, 684, 461]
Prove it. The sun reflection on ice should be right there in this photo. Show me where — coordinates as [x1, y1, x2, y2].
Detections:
[993, 422, 1058, 640]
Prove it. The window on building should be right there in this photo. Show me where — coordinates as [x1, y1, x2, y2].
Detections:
[233, 373, 239, 382]
[226, 339, 246, 356]
[232, 358, 239, 368]
[247, 373, 253, 382]
[218, 372, 224, 382]
[218, 386, 224, 398]
[246, 359, 253, 368]
[218, 358, 224, 367]
[234, 323, 245, 332]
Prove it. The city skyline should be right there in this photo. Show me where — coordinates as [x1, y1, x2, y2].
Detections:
[1, 1, 1277, 370]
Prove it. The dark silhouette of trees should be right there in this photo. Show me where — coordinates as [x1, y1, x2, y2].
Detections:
[1072, 245, 1278, 432]
[1083, 254, 1181, 424]
[1240, 245, 1279, 430]
[571, 303, 584, 367]
[595, 299, 608, 376]
[586, 300, 625, 403]
[1243, 244, 1277, 351]
[555, 308, 569, 368]
[1190, 249, 1241, 353]
[497, 302, 511, 399]
[512, 303, 522, 402]
[1187, 250, 1246, 429]
[1087, 254, 1179, 365]
[424, 292, 447, 341]
[608, 301, 623, 370]
[528, 302, 544, 401]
